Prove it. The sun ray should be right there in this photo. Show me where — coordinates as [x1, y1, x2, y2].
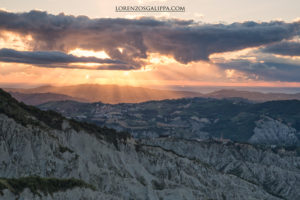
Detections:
[69, 48, 110, 59]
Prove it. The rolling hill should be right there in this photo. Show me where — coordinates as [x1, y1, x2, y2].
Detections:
[39, 97, 300, 146]
[10, 92, 88, 105]
[5, 84, 202, 104]
[205, 89, 300, 102]
[5, 85, 300, 104]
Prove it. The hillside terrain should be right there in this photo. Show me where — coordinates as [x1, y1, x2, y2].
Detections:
[0, 89, 300, 199]
[39, 98, 300, 146]
[205, 89, 300, 102]
[10, 92, 88, 105]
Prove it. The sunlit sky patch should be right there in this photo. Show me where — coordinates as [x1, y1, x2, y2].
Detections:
[1, 1, 300, 88]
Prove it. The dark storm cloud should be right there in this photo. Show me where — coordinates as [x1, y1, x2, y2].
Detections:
[1, 10, 300, 67]
[262, 41, 300, 56]
[218, 60, 300, 82]
[0, 48, 133, 70]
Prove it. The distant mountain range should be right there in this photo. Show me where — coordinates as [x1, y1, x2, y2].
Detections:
[5, 84, 201, 104]
[4, 84, 300, 104]
[9, 92, 88, 105]
[205, 89, 300, 102]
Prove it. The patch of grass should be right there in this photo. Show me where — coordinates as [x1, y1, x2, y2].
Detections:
[58, 145, 74, 153]
[0, 176, 95, 197]
[136, 175, 147, 186]
[151, 180, 165, 190]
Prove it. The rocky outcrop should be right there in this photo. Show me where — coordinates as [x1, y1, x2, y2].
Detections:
[141, 138, 300, 200]
[1, 188, 108, 200]
[249, 117, 299, 145]
[0, 113, 290, 200]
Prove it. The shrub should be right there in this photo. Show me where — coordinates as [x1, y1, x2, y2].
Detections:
[0, 176, 95, 196]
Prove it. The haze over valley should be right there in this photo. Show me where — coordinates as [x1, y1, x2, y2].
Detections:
[4, 84, 300, 105]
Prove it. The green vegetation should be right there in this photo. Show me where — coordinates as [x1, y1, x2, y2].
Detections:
[0, 89, 131, 149]
[253, 100, 300, 131]
[4, 87, 300, 146]
[58, 145, 74, 153]
[39, 96, 300, 145]
[0, 176, 95, 196]
[227, 166, 243, 177]
[151, 180, 165, 190]
[69, 119, 130, 149]
[136, 175, 147, 186]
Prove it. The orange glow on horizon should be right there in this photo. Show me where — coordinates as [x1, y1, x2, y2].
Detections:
[1, 35, 300, 90]
[1, 61, 300, 89]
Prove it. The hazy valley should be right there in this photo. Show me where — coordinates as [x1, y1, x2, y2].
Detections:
[38, 97, 300, 147]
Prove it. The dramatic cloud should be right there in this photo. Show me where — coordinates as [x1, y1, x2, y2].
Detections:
[218, 60, 300, 82]
[262, 41, 300, 56]
[0, 10, 300, 67]
[2, 10, 300, 82]
[0, 48, 133, 70]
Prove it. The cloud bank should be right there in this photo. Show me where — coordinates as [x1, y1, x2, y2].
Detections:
[1, 10, 300, 82]
[218, 60, 300, 82]
[0, 48, 132, 70]
[262, 41, 300, 56]
[0, 10, 299, 65]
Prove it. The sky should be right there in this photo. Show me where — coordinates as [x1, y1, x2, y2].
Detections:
[1, 0, 300, 89]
